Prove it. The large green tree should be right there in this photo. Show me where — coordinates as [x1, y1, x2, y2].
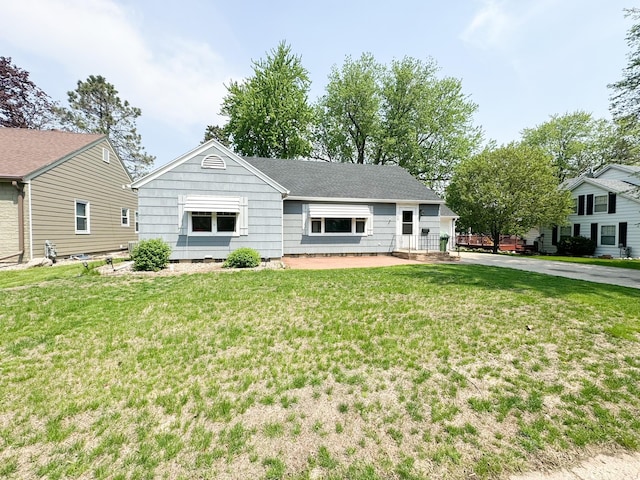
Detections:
[58, 75, 154, 178]
[521, 111, 621, 182]
[609, 8, 640, 151]
[220, 41, 314, 158]
[315, 54, 481, 190]
[0, 56, 57, 129]
[447, 143, 572, 254]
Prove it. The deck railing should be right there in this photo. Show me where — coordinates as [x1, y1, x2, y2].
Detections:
[394, 233, 449, 252]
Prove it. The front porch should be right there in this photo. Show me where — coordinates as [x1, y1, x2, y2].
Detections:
[392, 233, 456, 261]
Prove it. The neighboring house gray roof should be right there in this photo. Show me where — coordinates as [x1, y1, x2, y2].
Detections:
[0, 128, 105, 179]
[440, 205, 458, 217]
[243, 157, 442, 202]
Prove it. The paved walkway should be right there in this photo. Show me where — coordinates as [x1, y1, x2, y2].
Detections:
[457, 251, 640, 289]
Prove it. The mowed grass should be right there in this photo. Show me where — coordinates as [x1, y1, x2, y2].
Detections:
[1, 264, 639, 479]
[531, 255, 640, 270]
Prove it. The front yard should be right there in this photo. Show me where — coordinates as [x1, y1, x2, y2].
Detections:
[1, 264, 639, 479]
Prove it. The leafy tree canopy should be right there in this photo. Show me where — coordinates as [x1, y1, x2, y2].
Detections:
[446, 143, 572, 253]
[609, 8, 640, 147]
[521, 111, 624, 182]
[220, 41, 314, 158]
[58, 75, 154, 178]
[0, 56, 58, 129]
[315, 53, 482, 191]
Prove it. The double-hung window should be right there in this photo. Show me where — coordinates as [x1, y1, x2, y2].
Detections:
[182, 195, 246, 236]
[559, 225, 571, 243]
[594, 195, 608, 213]
[601, 225, 616, 245]
[121, 208, 130, 227]
[75, 200, 90, 234]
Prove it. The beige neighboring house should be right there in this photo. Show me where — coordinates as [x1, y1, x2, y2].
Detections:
[0, 128, 138, 264]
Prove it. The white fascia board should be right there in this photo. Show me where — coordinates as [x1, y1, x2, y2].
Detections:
[131, 139, 289, 195]
[286, 196, 444, 204]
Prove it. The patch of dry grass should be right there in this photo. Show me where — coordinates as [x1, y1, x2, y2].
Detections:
[0, 265, 639, 479]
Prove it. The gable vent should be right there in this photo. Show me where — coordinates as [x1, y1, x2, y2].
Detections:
[201, 155, 226, 169]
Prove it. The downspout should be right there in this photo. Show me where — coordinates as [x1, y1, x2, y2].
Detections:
[12, 181, 25, 262]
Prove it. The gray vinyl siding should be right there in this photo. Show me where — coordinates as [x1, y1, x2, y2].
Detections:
[598, 166, 640, 182]
[283, 201, 397, 255]
[137, 145, 283, 260]
[541, 182, 640, 257]
[29, 141, 138, 259]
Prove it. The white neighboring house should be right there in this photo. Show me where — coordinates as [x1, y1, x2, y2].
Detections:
[538, 164, 640, 257]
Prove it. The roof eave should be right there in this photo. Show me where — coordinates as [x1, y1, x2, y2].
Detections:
[286, 195, 444, 204]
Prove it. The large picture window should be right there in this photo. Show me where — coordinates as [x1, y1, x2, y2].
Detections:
[75, 200, 90, 234]
[306, 204, 372, 236]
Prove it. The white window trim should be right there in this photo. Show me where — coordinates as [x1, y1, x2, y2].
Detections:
[600, 225, 616, 246]
[102, 148, 110, 163]
[187, 211, 240, 236]
[594, 195, 608, 213]
[303, 204, 373, 236]
[75, 200, 90, 234]
[121, 208, 130, 227]
[308, 217, 369, 236]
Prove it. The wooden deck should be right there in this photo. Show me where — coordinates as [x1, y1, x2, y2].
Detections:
[455, 234, 536, 253]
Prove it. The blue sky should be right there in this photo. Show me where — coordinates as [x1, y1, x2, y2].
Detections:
[0, 0, 634, 168]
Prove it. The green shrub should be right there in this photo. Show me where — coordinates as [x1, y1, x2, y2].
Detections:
[131, 238, 171, 271]
[223, 248, 261, 268]
[557, 235, 596, 257]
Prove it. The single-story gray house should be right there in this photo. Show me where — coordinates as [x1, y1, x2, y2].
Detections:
[131, 139, 457, 261]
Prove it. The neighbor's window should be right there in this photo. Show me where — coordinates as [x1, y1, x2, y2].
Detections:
[594, 195, 608, 213]
[135, 211, 139, 233]
[121, 208, 130, 227]
[570, 198, 578, 214]
[75, 200, 90, 234]
[310, 217, 368, 235]
[559, 225, 572, 243]
[102, 148, 110, 163]
[601, 225, 616, 245]
[190, 211, 237, 234]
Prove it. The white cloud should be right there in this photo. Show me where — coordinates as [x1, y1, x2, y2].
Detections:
[1, 0, 233, 131]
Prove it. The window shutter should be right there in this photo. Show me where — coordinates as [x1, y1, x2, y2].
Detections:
[551, 226, 558, 246]
[586, 194, 594, 215]
[573, 224, 580, 237]
[177, 195, 185, 233]
[590, 223, 598, 241]
[608, 193, 616, 214]
[367, 206, 374, 236]
[240, 197, 249, 236]
[578, 195, 585, 215]
[619, 222, 627, 247]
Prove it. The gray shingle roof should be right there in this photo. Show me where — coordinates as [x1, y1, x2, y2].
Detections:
[243, 157, 442, 202]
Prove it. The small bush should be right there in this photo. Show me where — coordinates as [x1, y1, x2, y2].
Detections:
[131, 238, 171, 271]
[223, 248, 261, 268]
[557, 235, 596, 257]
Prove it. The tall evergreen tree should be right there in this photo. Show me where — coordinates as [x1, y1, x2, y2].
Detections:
[58, 75, 154, 178]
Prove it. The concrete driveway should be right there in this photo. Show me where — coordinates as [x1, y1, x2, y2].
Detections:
[457, 251, 640, 289]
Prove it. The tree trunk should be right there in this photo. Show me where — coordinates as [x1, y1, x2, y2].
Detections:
[491, 229, 500, 254]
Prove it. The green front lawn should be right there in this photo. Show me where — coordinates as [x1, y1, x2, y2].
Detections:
[532, 255, 640, 270]
[1, 265, 639, 479]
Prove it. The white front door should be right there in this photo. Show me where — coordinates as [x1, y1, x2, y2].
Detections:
[397, 205, 419, 250]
